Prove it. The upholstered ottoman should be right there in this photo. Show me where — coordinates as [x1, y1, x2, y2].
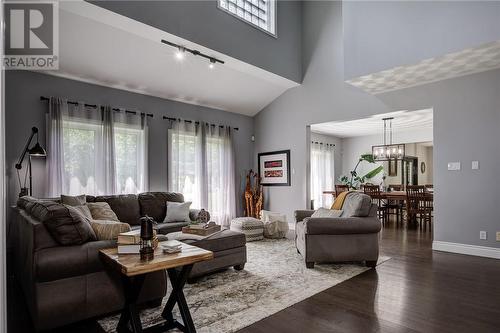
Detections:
[230, 217, 264, 242]
[166, 229, 247, 281]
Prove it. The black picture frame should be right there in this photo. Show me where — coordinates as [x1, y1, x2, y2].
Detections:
[258, 150, 291, 186]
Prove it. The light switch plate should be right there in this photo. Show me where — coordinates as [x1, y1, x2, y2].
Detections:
[472, 161, 479, 170]
[448, 162, 461, 171]
[480, 231, 487, 240]
[496, 232, 500, 241]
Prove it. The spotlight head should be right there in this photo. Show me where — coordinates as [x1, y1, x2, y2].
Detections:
[209, 58, 216, 69]
[175, 47, 185, 60]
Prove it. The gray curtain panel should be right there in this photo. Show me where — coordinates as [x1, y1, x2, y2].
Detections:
[46, 97, 65, 197]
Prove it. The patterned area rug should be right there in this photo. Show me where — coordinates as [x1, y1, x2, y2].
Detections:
[99, 239, 390, 333]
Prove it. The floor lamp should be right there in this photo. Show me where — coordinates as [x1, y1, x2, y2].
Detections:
[15, 127, 46, 197]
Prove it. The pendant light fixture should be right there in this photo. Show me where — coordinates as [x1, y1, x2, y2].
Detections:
[372, 117, 405, 161]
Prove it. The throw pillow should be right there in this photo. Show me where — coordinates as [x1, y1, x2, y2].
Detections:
[61, 194, 86, 206]
[311, 208, 343, 218]
[67, 204, 93, 220]
[43, 204, 97, 245]
[163, 201, 192, 223]
[342, 192, 372, 217]
[90, 220, 131, 240]
[87, 202, 120, 221]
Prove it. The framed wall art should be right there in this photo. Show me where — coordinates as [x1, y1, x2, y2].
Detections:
[258, 150, 291, 186]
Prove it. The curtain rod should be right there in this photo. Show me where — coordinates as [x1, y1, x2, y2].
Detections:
[311, 141, 335, 146]
[40, 96, 154, 118]
[162, 116, 239, 131]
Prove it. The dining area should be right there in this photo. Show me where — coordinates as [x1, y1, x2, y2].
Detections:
[325, 184, 434, 227]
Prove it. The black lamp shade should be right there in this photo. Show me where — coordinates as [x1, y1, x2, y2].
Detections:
[29, 142, 46, 157]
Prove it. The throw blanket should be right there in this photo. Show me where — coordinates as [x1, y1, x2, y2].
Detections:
[330, 191, 352, 210]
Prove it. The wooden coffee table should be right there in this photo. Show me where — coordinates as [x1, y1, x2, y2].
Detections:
[100, 243, 213, 333]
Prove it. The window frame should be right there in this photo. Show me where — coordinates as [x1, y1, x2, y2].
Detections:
[217, 0, 277, 38]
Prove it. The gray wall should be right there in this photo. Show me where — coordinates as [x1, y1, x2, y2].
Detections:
[378, 68, 500, 249]
[5, 71, 254, 217]
[343, 1, 500, 79]
[254, 1, 388, 221]
[90, 0, 302, 83]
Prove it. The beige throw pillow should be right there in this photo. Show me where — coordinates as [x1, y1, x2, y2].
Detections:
[87, 202, 119, 221]
[90, 220, 131, 240]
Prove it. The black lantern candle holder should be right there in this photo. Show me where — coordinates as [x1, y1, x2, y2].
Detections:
[140, 215, 155, 261]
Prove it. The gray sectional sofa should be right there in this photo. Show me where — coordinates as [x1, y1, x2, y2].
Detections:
[12, 191, 246, 331]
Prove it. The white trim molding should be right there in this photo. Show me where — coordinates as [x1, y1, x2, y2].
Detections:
[433, 241, 500, 260]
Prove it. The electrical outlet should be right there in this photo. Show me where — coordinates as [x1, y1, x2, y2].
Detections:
[496, 232, 500, 241]
[480, 231, 487, 240]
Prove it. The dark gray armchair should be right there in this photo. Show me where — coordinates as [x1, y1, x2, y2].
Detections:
[295, 193, 382, 268]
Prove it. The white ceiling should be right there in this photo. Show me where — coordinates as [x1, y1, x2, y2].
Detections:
[347, 41, 500, 95]
[42, 1, 298, 116]
[311, 109, 433, 138]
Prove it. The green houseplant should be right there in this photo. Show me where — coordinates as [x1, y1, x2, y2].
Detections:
[339, 153, 384, 190]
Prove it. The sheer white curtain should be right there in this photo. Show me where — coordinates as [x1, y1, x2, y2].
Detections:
[204, 124, 236, 226]
[310, 142, 335, 209]
[47, 97, 148, 196]
[168, 120, 236, 226]
[168, 120, 203, 207]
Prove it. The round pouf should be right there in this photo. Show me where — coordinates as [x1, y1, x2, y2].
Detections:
[230, 217, 264, 242]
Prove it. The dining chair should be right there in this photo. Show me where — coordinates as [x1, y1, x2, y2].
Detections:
[363, 184, 387, 223]
[406, 185, 432, 226]
[335, 184, 349, 197]
[386, 184, 404, 223]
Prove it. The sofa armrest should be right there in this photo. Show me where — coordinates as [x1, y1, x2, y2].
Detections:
[304, 217, 381, 235]
[189, 209, 211, 222]
[295, 210, 315, 222]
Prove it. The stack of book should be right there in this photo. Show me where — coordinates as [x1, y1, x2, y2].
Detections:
[117, 229, 158, 254]
[161, 240, 183, 254]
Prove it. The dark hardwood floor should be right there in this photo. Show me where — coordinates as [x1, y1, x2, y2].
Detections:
[8, 221, 500, 333]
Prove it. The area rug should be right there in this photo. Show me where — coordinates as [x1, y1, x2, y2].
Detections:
[99, 239, 390, 333]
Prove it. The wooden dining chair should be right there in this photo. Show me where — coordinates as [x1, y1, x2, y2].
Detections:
[363, 184, 387, 223]
[386, 184, 404, 223]
[406, 185, 432, 226]
[335, 184, 349, 197]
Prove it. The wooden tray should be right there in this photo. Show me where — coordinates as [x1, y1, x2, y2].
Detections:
[182, 225, 221, 236]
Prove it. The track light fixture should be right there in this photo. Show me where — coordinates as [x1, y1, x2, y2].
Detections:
[161, 39, 224, 67]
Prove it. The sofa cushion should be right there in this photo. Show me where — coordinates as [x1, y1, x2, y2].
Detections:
[138, 192, 185, 222]
[87, 202, 119, 221]
[155, 221, 190, 235]
[311, 208, 343, 218]
[303, 216, 382, 235]
[94, 194, 140, 225]
[36, 203, 97, 245]
[343, 192, 372, 217]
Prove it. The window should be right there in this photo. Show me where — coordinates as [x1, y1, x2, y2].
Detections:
[310, 142, 335, 209]
[168, 124, 236, 226]
[218, 0, 276, 36]
[62, 120, 146, 195]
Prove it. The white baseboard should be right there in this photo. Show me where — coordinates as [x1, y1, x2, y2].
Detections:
[433, 241, 500, 259]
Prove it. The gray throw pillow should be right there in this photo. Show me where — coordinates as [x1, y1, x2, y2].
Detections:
[43, 204, 97, 245]
[65, 204, 93, 220]
[61, 194, 86, 206]
[342, 192, 372, 217]
[311, 208, 343, 218]
[163, 201, 192, 223]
